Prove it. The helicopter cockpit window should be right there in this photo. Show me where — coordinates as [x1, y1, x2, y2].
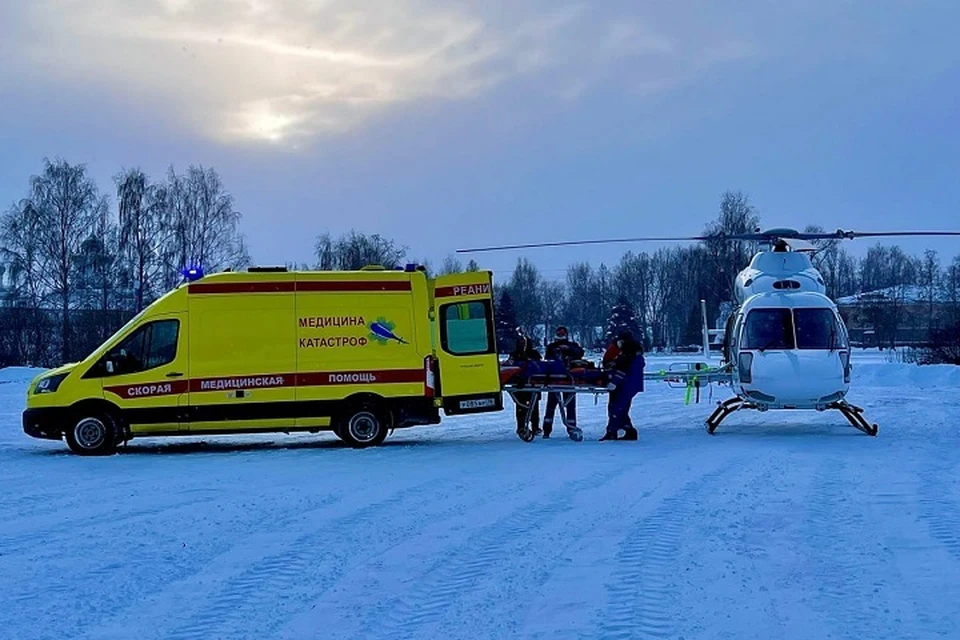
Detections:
[794, 309, 846, 350]
[742, 309, 795, 351]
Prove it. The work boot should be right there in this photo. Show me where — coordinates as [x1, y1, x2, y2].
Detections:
[621, 426, 638, 440]
[599, 431, 619, 441]
[542, 423, 552, 438]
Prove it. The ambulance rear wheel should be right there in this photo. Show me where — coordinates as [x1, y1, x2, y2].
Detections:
[338, 403, 389, 448]
[65, 412, 117, 456]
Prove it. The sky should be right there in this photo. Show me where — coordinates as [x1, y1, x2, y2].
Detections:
[1, 0, 959, 283]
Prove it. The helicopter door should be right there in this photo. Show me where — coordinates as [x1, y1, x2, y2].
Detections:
[723, 312, 739, 363]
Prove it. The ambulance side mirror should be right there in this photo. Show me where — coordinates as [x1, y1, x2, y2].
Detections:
[106, 360, 115, 374]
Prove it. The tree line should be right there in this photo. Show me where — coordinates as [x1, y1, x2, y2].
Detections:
[2, 160, 958, 367]
[0, 159, 249, 366]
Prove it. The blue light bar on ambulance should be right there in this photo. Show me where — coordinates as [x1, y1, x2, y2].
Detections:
[181, 265, 205, 282]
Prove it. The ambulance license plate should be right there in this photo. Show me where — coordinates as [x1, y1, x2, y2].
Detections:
[459, 398, 496, 409]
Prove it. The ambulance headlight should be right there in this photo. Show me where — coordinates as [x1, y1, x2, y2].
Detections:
[33, 373, 68, 395]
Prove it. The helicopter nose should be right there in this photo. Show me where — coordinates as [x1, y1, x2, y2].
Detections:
[742, 350, 847, 407]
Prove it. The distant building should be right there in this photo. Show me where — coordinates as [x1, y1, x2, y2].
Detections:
[836, 285, 957, 347]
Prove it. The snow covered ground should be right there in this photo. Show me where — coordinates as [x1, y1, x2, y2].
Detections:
[2, 351, 960, 639]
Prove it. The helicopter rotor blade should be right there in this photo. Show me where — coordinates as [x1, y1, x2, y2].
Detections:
[814, 229, 960, 240]
[457, 228, 960, 254]
[456, 235, 715, 253]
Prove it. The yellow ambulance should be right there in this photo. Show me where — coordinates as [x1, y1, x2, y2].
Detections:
[23, 265, 504, 455]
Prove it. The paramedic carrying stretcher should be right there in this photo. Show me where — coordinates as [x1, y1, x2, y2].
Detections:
[500, 327, 645, 442]
[542, 326, 584, 438]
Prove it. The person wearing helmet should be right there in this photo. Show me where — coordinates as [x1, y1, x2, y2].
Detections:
[600, 329, 644, 441]
[542, 325, 584, 439]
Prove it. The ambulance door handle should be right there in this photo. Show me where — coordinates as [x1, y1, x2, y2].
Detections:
[166, 372, 184, 378]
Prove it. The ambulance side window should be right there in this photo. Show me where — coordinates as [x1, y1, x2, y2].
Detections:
[440, 301, 494, 355]
[92, 320, 180, 377]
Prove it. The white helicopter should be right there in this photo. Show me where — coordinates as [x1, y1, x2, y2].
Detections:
[459, 228, 960, 437]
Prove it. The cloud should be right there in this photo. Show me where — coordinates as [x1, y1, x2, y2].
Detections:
[6, 0, 759, 147]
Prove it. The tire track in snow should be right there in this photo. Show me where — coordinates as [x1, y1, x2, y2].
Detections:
[918, 453, 960, 562]
[8, 489, 348, 640]
[801, 457, 895, 639]
[670, 451, 796, 640]
[0, 475, 146, 520]
[371, 465, 631, 640]
[917, 418, 960, 564]
[156, 471, 515, 640]
[592, 459, 749, 640]
[0, 493, 223, 554]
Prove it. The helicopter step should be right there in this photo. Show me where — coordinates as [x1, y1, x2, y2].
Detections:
[704, 397, 879, 436]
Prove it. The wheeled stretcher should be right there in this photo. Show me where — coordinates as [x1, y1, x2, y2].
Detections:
[500, 359, 736, 442]
[500, 360, 615, 442]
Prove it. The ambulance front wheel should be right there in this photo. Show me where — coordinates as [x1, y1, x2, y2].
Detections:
[65, 411, 118, 456]
[337, 402, 389, 448]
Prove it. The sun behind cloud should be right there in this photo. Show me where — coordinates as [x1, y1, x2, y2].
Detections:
[9, 0, 755, 147]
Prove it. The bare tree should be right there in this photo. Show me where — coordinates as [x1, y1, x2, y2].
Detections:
[314, 230, 407, 270]
[160, 165, 249, 288]
[943, 255, 960, 327]
[860, 245, 918, 347]
[74, 200, 118, 342]
[507, 257, 543, 339]
[701, 191, 760, 306]
[539, 280, 566, 340]
[28, 159, 105, 362]
[116, 168, 168, 311]
[439, 255, 462, 275]
[613, 251, 652, 344]
[565, 262, 597, 345]
[0, 199, 48, 363]
[918, 249, 941, 338]
[1, 199, 45, 309]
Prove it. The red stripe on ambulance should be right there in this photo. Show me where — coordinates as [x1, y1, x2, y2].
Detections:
[190, 375, 291, 392]
[188, 282, 296, 294]
[104, 381, 189, 398]
[298, 369, 424, 386]
[106, 370, 425, 398]
[434, 283, 491, 298]
[296, 281, 411, 292]
[188, 281, 411, 295]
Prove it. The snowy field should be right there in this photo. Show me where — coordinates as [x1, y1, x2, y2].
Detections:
[2, 351, 960, 640]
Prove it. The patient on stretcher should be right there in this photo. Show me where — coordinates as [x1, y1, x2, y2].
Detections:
[500, 357, 607, 387]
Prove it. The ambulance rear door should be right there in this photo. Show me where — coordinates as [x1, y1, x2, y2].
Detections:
[432, 271, 503, 415]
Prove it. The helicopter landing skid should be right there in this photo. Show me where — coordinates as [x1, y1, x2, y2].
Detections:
[705, 397, 879, 436]
[705, 397, 747, 434]
[828, 400, 879, 436]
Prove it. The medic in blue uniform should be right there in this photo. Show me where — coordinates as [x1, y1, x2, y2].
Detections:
[600, 330, 644, 441]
